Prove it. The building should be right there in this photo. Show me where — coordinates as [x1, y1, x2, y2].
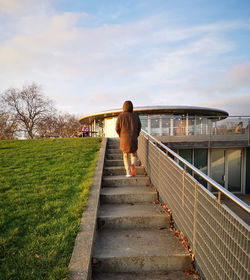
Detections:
[79, 106, 250, 195]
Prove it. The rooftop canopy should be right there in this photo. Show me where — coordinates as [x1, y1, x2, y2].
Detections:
[79, 106, 229, 124]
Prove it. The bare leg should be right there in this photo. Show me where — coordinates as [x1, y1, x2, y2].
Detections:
[130, 153, 137, 165]
[130, 153, 137, 176]
[123, 153, 131, 176]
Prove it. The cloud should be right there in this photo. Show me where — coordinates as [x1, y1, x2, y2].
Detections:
[154, 20, 250, 43]
[0, 12, 89, 74]
[0, 0, 51, 17]
[0, 0, 34, 15]
[89, 91, 123, 107]
[0, 11, 243, 80]
[196, 95, 250, 116]
[181, 61, 250, 99]
[227, 62, 250, 88]
[0, 3, 249, 116]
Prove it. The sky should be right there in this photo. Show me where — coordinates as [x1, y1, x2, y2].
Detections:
[0, 0, 250, 117]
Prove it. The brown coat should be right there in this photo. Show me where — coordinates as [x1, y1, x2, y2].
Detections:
[115, 101, 141, 153]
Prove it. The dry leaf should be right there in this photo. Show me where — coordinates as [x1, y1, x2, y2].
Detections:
[191, 253, 195, 262]
[158, 226, 166, 230]
[34, 253, 40, 258]
[92, 258, 99, 266]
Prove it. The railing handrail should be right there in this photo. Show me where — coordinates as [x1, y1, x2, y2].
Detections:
[141, 129, 250, 214]
[143, 115, 250, 119]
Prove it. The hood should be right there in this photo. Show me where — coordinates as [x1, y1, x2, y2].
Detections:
[123, 101, 133, 112]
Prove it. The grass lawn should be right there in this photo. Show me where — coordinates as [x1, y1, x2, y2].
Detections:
[0, 137, 102, 280]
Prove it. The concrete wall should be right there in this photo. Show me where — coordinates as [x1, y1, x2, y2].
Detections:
[104, 117, 119, 138]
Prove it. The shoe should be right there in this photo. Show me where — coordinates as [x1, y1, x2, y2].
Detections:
[131, 164, 136, 177]
[126, 174, 132, 178]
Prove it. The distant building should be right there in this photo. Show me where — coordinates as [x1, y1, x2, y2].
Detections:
[79, 106, 250, 195]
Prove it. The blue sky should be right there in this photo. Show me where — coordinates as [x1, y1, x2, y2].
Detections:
[0, 0, 250, 116]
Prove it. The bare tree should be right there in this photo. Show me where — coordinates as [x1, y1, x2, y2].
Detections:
[0, 111, 18, 140]
[36, 113, 81, 138]
[36, 114, 58, 138]
[55, 113, 82, 138]
[0, 101, 17, 139]
[1, 83, 54, 139]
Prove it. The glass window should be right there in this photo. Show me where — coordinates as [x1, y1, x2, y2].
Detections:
[246, 147, 250, 194]
[96, 119, 104, 137]
[195, 116, 202, 135]
[211, 149, 225, 188]
[188, 116, 195, 135]
[207, 119, 213, 135]
[228, 149, 241, 192]
[151, 115, 160, 135]
[174, 115, 186, 136]
[201, 118, 208, 135]
[194, 149, 207, 187]
[162, 115, 171, 136]
[179, 149, 192, 174]
[211, 149, 242, 192]
[139, 116, 148, 132]
[194, 116, 208, 135]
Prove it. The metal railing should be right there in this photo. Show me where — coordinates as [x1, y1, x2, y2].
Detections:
[141, 116, 250, 147]
[138, 129, 250, 280]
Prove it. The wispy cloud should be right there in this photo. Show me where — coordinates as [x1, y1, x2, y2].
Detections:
[197, 95, 250, 116]
[227, 62, 250, 89]
[0, 1, 249, 115]
[0, 0, 52, 20]
[0, 0, 36, 15]
[181, 61, 250, 100]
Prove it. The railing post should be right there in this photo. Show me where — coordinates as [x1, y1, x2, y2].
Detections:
[217, 191, 221, 203]
[193, 183, 198, 255]
[146, 136, 149, 175]
[248, 120, 250, 146]
[209, 120, 211, 148]
[182, 166, 186, 207]
[157, 145, 160, 188]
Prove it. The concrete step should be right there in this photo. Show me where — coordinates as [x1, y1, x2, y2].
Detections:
[107, 143, 120, 149]
[97, 203, 168, 229]
[106, 153, 123, 160]
[100, 185, 156, 204]
[106, 148, 122, 155]
[92, 228, 192, 273]
[92, 271, 197, 280]
[105, 159, 141, 167]
[102, 175, 150, 187]
[90, 139, 193, 278]
[108, 139, 120, 142]
[104, 166, 145, 176]
[105, 159, 124, 167]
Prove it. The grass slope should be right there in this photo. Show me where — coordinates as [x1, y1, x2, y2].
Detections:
[0, 138, 101, 280]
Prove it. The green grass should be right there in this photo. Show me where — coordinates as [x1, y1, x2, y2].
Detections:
[0, 137, 102, 280]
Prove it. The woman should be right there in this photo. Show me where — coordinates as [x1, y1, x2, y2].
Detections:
[115, 101, 141, 177]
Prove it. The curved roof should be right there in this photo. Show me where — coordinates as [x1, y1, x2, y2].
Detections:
[79, 106, 228, 124]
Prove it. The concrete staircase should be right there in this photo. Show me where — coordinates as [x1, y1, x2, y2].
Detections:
[92, 139, 193, 279]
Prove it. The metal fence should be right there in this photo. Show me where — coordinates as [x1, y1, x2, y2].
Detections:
[141, 116, 250, 147]
[138, 130, 250, 280]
